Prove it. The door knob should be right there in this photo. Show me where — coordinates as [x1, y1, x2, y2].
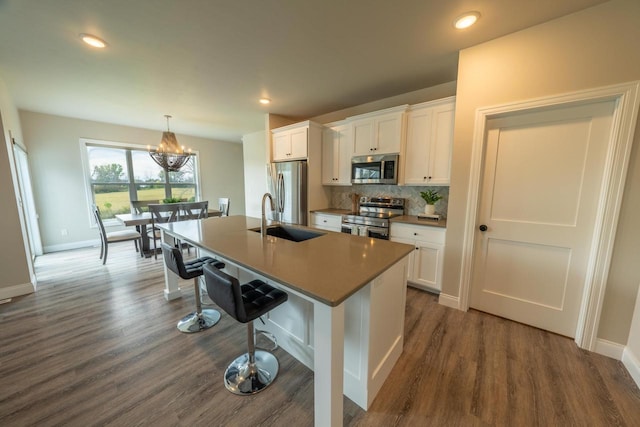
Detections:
[479, 224, 488, 232]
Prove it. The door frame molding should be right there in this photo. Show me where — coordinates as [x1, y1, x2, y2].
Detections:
[458, 81, 640, 350]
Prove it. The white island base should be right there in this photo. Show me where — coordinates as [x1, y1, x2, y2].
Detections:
[214, 255, 407, 413]
[167, 251, 408, 423]
[158, 217, 412, 426]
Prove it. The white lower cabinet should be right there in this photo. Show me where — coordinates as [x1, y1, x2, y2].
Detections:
[390, 222, 445, 292]
[311, 212, 342, 232]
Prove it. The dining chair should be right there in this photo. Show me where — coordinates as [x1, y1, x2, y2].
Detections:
[130, 200, 160, 239]
[92, 204, 143, 264]
[218, 197, 230, 216]
[148, 203, 181, 260]
[131, 199, 160, 214]
[179, 201, 209, 220]
[176, 201, 210, 254]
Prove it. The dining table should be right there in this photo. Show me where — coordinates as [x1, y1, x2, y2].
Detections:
[115, 208, 222, 257]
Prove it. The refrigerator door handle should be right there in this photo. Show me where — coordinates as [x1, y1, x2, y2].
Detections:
[277, 173, 285, 213]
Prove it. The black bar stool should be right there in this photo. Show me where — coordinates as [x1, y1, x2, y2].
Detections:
[203, 264, 288, 395]
[161, 243, 225, 333]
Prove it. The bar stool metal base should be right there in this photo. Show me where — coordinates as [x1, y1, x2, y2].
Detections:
[176, 309, 221, 333]
[224, 350, 279, 395]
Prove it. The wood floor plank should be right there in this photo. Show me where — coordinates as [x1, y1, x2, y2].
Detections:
[1, 244, 639, 426]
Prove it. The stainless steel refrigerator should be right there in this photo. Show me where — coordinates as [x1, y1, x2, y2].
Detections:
[267, 161, 308, 225]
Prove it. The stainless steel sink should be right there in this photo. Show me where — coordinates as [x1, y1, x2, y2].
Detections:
[249, 225, 325, 242]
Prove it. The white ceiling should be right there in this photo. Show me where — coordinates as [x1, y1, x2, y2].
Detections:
[0, 0, 608, 142]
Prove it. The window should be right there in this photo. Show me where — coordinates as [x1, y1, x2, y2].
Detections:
[83, 140, 200, 221]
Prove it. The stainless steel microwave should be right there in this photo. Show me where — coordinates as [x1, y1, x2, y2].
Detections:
[351, 154, 399, 184]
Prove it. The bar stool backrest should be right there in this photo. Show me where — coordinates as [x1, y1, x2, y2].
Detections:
[203, 264, 247, 322]
[161, 242, 190, 279]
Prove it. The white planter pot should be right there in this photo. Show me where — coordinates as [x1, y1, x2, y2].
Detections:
[424, 204, 436, 215]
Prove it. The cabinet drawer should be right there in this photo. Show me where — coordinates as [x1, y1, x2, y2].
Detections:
[312, 213, 342, 231]
[390, 222, 445, 244]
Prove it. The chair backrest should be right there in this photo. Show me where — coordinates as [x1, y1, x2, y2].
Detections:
[148, 203, 181, 224]
[203, 263, 246, 322]
[179, 201, 209, 220]
[131, 200, 160, 214]
[218, 198, 230, 216]
[92, 204, 107, 240]
[161, 242, 190, 279]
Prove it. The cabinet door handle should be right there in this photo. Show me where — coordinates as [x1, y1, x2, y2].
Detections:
[413, 232, 418, 235]
[415, 247, 419, 250]
[479, 224, 488, 232]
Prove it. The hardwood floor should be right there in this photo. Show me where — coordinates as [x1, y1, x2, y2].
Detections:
[1, 244, 639, 426]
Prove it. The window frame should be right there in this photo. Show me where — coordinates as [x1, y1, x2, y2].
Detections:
[80, 138, 202, 227]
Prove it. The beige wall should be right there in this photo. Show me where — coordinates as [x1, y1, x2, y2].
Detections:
[0, 77, 33, 297]
[311, 81, 456, 124]
[242, 130, 268, 218]
[445, 0, 640, 344]
[627, 285, 640, 384]
[20, 111, 245, 251]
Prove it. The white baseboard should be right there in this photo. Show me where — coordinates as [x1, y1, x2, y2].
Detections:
[0, 281, 35, 300]
[438, 293, 460, 310]
[44, 239, 99, 253]
[594, 338, 625, 360]
[622, 347, 640, 389]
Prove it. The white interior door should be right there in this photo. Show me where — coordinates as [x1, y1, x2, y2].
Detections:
[13, 143, 43, 257]
[470, 100, 616, 337]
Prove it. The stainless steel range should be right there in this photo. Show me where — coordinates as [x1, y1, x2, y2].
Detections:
[341, 197, 405, 240]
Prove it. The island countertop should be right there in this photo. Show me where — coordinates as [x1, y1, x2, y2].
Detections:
[157, 215, 413, 306]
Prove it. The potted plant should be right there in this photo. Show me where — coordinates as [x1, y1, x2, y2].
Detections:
[420, 190, 442, 215]
[162, 197, 182, 204]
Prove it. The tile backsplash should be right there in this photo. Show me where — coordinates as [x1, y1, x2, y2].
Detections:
[331, 185, 449, 217]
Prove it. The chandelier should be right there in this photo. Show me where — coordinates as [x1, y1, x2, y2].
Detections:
[149, 115, 192, 172]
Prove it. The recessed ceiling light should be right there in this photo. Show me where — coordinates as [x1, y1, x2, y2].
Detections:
[80, 33, 107, 48]
[259, 98, 271, 105]
[454, 12, 480, 30]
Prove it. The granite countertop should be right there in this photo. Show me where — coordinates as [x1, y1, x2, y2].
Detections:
[391, 215, 447, 228]
[158, 216, 413, 306]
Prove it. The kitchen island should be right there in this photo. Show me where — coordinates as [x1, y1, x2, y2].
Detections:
[157, 216, 413, 426]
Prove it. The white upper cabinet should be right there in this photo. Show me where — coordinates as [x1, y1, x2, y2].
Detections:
[272, 122, 309, 161]
[401, 97, 455, 186]
[322, 121, 352, 185]
[349, 105, 407, 156]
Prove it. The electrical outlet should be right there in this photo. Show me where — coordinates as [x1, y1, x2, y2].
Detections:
[60, 228, 68, 236]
